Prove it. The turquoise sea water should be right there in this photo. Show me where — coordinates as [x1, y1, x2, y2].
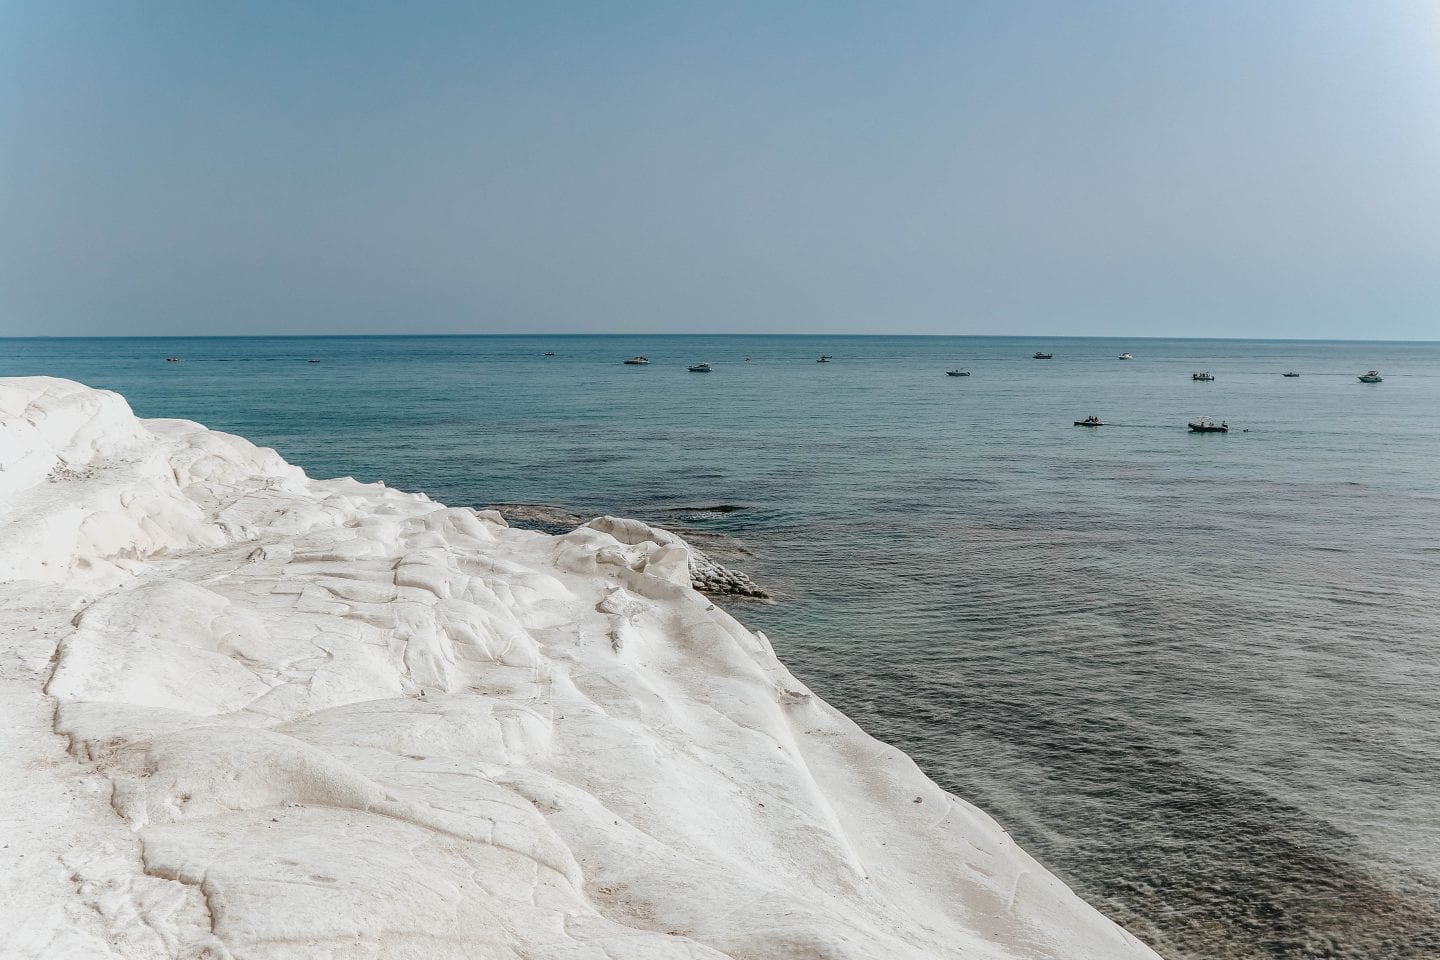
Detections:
[4, 334, 1439, 959]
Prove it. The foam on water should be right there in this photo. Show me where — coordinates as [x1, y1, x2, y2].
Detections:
[4, 333, 1439, 959]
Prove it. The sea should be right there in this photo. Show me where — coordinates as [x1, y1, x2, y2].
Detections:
[4, 334, 1438, 960]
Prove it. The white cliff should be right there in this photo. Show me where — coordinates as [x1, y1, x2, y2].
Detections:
[0, 377, 1160, 960]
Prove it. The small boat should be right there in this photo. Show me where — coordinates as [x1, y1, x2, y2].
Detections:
[164, 356, 181, 362]
[688, 362, 713, 373]
[307, 359, 320, 363]
[1118, 353, 1133, 360]
[1033, 352, 1053, 359]
[817, 355, 833, 363]
[1188, 417, 1229, 433]
[1282, 372, 1300, 377]
[1074, 415, 1104, 427]
[945, 369, 970, 377]
[622, 356, 651, 365]
[1358, 370, 1383, 383]
[1192, 372, 1215, 381]
[543, 352, 555, 357]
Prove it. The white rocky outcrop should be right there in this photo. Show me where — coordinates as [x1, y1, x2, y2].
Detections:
[0, 377, 1160, 960]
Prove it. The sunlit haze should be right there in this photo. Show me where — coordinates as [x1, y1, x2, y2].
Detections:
[2, 1, 1438, 338]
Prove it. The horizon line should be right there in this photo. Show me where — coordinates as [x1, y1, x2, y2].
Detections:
[2, 332, 1437, 344]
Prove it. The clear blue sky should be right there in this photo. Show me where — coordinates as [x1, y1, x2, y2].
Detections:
[3, 1, 1438, 338]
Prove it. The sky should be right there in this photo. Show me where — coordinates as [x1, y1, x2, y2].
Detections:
[2, 1, 1439, 339]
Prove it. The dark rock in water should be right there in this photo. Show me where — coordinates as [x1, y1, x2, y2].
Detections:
[488, 503, 769, 599]
[490, 503, 589, 537]
[685, 547, 768, 598]
[664, 504, 746, 514]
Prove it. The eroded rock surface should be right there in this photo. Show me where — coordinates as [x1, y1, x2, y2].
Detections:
[0, 378, 1159, 960]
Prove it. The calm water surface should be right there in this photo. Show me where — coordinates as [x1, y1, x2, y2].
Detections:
[4, 334, 1439, 959]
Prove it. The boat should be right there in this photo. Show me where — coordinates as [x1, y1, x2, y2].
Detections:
[688, 362, 713, 373]
[622, 356, 651, 365]
[1118, 353, 1133, 360]
[164, 357, 181, 362]
[817, 355, 833, 363]
[1192, 372, 1215, 381]
[1032, 352, 1053, 359]
[945, 369, 970, 377]
[543, 352, 555, 357]
[1074, 415, 1104, 427]
[1358, 370, 1383, 383]
[1282, 372, 1300, 377]
[1188, 417, 1229, 433]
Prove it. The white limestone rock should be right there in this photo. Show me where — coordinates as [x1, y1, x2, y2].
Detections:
[0, 377, 1160, 960]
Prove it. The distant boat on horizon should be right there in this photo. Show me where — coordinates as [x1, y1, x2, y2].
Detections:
[817, 355, 833, 363]
[623, 356, 651, 365]
[1189, 417, 1229, 433]
[945, 369, 970, 377]
[1033, 351, 1053, 360]
[1359, 370, 1383, 383]
[688, 362, 713, 373]
[1118, 352, 1133, 360]
[1282, 372, 1300, 377]
[1192, 371, 1215, 381]
[1074, 415, 1104, 427]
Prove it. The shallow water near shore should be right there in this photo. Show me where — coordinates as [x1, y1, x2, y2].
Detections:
[5, 333, 1439, 959]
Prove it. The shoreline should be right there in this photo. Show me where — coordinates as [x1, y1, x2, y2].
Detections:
[0, 377, 1162, 959]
